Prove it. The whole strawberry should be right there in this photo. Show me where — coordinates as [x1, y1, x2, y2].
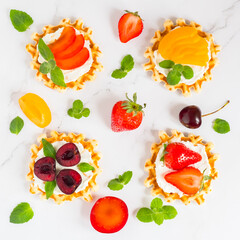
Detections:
[111, 93, 146, 132]
[162, 142, 202, 170]
[118, 10, 143, 43]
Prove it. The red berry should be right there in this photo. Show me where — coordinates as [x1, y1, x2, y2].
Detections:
[34, 157, 56, 181]
[90, 196, 128, 233]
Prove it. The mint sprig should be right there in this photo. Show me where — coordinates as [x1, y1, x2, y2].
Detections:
[136, 198, 177, 225]
[199, 169, 212, 192]
[159, 60, 194, 85]
[78, 162, 95, 172]
[38, 38, 66, 87]
[111, 55, 134, 79]
[108, 171, 133, 191]
[10, 116, 24, 135]
[41, 138, 56, 159]
[212, 118, 230, 134]
[68, 100, 90, 119]
[45, 180, 56, 199]
[160, 144, 167, 162]
[10, 9, 33, 32]
[10, 202, 34, 224]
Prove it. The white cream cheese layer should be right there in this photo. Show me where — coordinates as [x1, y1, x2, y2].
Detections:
[155, 138, 211, 196]
[34, 141, 94, 195]
[38, 27, 93, 83]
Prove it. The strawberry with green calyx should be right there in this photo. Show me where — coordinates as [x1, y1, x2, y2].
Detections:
[111, 93, 146, 132]
[118, 10, 143, 43]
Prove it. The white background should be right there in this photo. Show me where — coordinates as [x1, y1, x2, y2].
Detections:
[1, 0, 240, 239]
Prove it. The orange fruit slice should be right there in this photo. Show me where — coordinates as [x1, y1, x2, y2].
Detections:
[158, 27, 209, 67]
[19, 93, 51, 128]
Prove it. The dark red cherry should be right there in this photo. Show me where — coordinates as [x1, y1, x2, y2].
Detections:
[56, 143, 81, 167]
[34, 157, 56, 181]
[179, 105, 202, 129]
[56, 169, 82, 195]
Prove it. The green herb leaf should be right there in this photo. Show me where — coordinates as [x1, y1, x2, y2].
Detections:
[10, 202, 34, 224]
[73, 100, 83, 111]
[48, 59, 56, 69]
[39, 61, 52, 74]
[107, 179, 124, 191]
[167, 70, 181, 85]
[159, 60, 175, 69]
[119, 171, 133, 185]
[111, 69, 127, 79]
[213, 118, 230, 134]
[121, 54, 134, 72]
[45, 181, 56, 199]
[162, 205, 178, 220]
[82, 108, 90, 117]
[38, 38, 54, 61]
[10, 9, 33, 32]
[41, 138, 56, 159]
[136, 208, 153, 223]
[67, 109, 74, 117]
[50, 66, 66, 87]
[204, 175, 212, 181]
[150, 198, 163, 212]
[74, 112, 82, 119]
[182, 66, 194, 79]
[173, 64, 183, 73]
[160, 144, 167, 162]
[10, 116, 24, 135]
[78, 162, 95, 172]
[153, 212, 164, 225]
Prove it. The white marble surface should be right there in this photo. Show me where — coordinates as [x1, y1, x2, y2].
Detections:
[1, 0, 240, 239]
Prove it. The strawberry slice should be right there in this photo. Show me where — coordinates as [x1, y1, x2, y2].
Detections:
[48, 27, 76, 55]
[163, 143, 202, 170]
[164, 167, 203, 195]
[55, 47, 89, 70]
[54, 34, 85, 60]
[90, 196, 128, 233]
[118, 11, 143, 43]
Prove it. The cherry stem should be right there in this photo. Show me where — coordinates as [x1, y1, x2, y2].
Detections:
[201, 100, 230, 117]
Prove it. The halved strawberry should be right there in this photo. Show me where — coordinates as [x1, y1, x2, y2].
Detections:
[118, 10, 143, 43]
[55, 47, 89, 70]
[54, 34, 85, 60]
[90, 196, 128, 233]
[48, 27, 76, 55]
[164, 167, 203, 195]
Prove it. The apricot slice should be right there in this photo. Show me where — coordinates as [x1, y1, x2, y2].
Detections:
[48, 27, 76, 55]
[19, 93, 51, 128]
[55, 47, 90, 70]
[158, 27, 209, 67]
[54, 34, 85, 60]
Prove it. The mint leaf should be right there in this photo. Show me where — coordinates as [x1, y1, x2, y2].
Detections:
[153, 212, 164, 225]
[182, 66, 194, 79]
[45, 181, 56, 199]
[39, 62, 52, 74]
[74, 112, 82, 119]
[203, 175, 212, 181]
[111, 69, 127, 79]
[50, 66, 66, 87]
[173, 64, 183, 73]
[48, 59, 56, 69]
[150, 198, 163, 212]
[159, 60, 175, 69]
[136, 208, 153, 223]
[10, 116, 24, 135]
[38, 38, 54, 61]
[167, 70, 181, 85]
[82, 108, 90, 117]
[78, 162, 95, 172]
[73, 100, 83, 112]
[10, 9, 33, 32]
[121, 54, 134, 72]
[67, 109, 74, 117]
[108, 179, 124, 191]
[10, 202, 34, 224]
[162, 206, 178, 220]
[41, 138, 56, 159]
[119, 171, 133, 185]
[213, 118, 230, 134]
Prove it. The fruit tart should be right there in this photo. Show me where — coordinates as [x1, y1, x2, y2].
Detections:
[143, 18, 220, 96]
[27, 131, 101, 204]
[144, 130, 218, 205]
[26, 18, 103, 91]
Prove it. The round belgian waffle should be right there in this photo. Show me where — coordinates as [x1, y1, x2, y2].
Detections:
[27, 131, 101, 204]
[144, 130, 219, 205]
[26, 18, 103, 92]
[143, 18, 220, 97]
